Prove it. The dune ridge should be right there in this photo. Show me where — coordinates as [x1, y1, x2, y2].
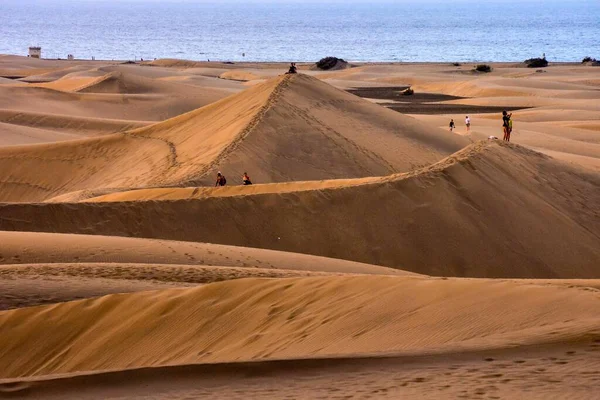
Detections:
[0, 109, 149, 135]
[0, 275, 598, 380]
[0, 73, 467, 202]
[2, 141, 598, 278]
[0, 230, 407, 310]
[0, 231, 404, 275]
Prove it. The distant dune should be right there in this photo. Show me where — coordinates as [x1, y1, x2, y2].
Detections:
[0, 230, 405, 310]
[0, 231, 403, 276]
[0, 73, 467, 202]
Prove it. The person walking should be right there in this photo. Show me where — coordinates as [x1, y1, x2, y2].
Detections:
[449, 119, 456, 132]
[465, 116, 471, 133]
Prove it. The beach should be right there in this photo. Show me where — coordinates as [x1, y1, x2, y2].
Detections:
[0, 55, 599, 399]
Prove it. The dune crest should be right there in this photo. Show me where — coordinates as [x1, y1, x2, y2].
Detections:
[0, 73, 467, 202]
[2, 141, 599, 278]
[0, 275, 598, 379]
[0, 231, 405, 276]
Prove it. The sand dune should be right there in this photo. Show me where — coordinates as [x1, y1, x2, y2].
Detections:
[0, 263, 340, 311]
[13, 64, 112, 83]
[28, 68, 110, 90]
[77, 70, 229, 97]
[0, 77, 25, 86]
[81, 177, 379, 202]
[0, 230, 404, 310]
[187, 73, 467, 186]
[0, 109, 149, 142]
[1, 141, 599, 278]
[219, 70, 261, 81]
[0, 73, 467, 202]
[0, 84, 229, 123]
[1, 59, 599, 398]
[0, 122, 94, 146]
[0, 231, 403, 275]
[33, 76, 110, 92]
[0, 229, 404, 310]
[414, 79, 600, 100]
[6, 340, 599, 400]
[0, 275, 598, 379]
[0, 55, 96, 80]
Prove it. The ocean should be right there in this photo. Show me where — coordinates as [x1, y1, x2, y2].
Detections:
[1, 0, 599, 63]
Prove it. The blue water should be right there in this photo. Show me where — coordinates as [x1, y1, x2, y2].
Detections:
[1, 0, 599, 62]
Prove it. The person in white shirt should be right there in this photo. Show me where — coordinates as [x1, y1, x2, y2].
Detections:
[465, 116, 471, 132]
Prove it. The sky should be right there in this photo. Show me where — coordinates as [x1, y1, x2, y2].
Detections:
[5, 0, 582, 3]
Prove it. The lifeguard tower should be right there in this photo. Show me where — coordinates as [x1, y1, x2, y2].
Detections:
[28, 47, 42, 59]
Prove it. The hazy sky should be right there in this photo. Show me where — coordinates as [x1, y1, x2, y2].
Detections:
[7, 0, 577, 3]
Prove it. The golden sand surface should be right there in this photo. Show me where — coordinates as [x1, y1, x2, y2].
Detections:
[0, 55, 599, 399]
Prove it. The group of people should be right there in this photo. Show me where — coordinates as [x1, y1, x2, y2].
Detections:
[215, 171, 252, 187]
[448, 116, 471, 132]
[449, 112, 513, 142]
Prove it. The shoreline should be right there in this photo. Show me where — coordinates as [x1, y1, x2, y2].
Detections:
[1, 54, 591, 67]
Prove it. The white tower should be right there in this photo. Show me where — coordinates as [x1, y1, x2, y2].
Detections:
[28, 47, 42, 59]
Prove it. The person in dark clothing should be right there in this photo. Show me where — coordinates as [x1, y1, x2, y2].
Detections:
[449, 119, 456, 132]
[502, 111, 512, 142]
[242, 172, 252, 185]
[215, 172, 227, 187]
[287, 63, 297, 74]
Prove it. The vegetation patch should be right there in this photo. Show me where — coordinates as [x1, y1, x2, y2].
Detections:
[474, 64, 492, 73]
[524, 58, 548, 68]
[315, 57, 349, 71]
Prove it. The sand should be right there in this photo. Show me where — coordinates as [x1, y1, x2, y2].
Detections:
[2, 141, 599, 278]
[0, 72, 467, 202]
[1, 56, 599, 398]
[1, 276, 599, 378]
[0, 230, 404, 310]
[6, 342, 599, 399]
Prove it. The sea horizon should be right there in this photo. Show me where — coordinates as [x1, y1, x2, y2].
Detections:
[2, 0, 599, 63]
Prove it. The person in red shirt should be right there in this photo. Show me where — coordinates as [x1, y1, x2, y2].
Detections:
[242, 172, 252, 185]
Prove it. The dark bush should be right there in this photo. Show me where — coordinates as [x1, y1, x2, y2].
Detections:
[316, 57, 347, 70]
[524, 58, 548, 68]
[403, 87, 414, 96]
[582, 56, 595, 63]
[474, 64, 492, 73]
[452, 62, 461, 67]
